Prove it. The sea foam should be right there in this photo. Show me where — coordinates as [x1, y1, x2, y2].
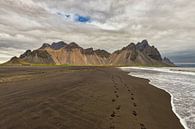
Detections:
[120, 67, 195, 129]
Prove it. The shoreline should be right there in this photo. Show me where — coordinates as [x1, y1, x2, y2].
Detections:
[150, 82, 188, 129]
[0, 66, 185, 129]
[148, 80, 189, 129]
[121, 68, 185, 129]
[128, 73, 188, 129]
[119, 67, 189, 129]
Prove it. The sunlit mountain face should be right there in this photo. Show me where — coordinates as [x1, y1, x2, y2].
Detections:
[0, 0, 195, 63]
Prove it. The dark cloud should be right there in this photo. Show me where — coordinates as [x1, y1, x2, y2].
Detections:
[167, 51, 195, 63]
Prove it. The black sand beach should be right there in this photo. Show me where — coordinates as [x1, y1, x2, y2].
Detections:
[0, 66, 184, 129]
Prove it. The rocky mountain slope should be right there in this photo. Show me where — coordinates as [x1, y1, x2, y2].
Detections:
[109, 40, 172, 66]
[5, 40, 175, 66]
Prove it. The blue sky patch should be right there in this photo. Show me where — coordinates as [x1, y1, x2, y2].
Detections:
[75, 14, 91, 23]
[56, 12, 92, 24]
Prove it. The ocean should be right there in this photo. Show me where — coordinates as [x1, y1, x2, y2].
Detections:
[175, 63, 195, 68]
[120, 66, 195, 129]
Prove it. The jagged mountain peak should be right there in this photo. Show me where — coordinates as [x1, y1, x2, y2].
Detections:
[141, 39, 149, 45]
[6, 39, 175, 66]
[68, 42, 80, 48]
[110, 40, 166, 65]
[40, 41, 81, 50]
[40, 43, 51, 49]
[20, 50, 32, 59]
[51, 41, 67, 50]
[136, 40, 150, 51]
[125, 43, 136, 50]
[82, 48, 94, 55]
[10, 56, 20, 62]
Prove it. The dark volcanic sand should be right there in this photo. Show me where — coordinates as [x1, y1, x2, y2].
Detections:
[0, 66, 184, 129]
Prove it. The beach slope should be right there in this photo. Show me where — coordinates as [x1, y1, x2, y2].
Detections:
[0, 66, 184, 129]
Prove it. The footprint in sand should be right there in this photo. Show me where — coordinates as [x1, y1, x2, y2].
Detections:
[133, 102, 137, 107]
[140, 123, 146, 129]
[132, 111, 137, 116]
[111, 111, 116, 117]
[114, 91, 117, 94]
[116, 94, 119, 98]
[112, 99, 116, 102]
[110, 125, 115, 129]
[116, 105, 121, 110]
[131, 97, 134, 100]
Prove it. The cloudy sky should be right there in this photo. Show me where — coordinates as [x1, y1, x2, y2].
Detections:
[0, 0, 195, 63]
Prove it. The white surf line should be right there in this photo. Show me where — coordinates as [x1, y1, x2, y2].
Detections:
[147, 80, 189, 129]
[124, 67, 195, 76]
[118, 67, 189, 129]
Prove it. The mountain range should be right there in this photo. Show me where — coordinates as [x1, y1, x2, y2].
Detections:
[5, 40, 175, 66]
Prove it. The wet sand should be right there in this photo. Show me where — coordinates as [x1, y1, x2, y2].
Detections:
[0, 66, 184, 129]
